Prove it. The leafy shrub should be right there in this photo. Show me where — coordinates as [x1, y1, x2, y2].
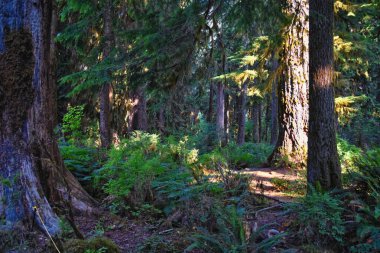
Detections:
[349, 149, 380, 252]
[92, 133, 161, 205]
[223, 142, 273, 169]
[60, 143, 100, 184]
[186, 205, 283, 253]
[137, 235, 177, 253]
[287, 188, 345, 249]
[338, 137, 363, 173]
[62, 105, 85, 143]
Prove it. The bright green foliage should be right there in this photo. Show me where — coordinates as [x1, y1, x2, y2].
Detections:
[200, 143, 273, 170]
[62, 105, 85, 142]
[338, 137, 364, 173]
[94, 132, 165, 199]
[186, 205, 283, 253]
[60, 144, 100, 183]
[287, 189, 345, 248]
[335, 95, 369, 125]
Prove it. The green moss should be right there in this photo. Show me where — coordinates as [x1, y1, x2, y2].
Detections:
[64, 237, 120, 253]
[0, 29, 35, 135]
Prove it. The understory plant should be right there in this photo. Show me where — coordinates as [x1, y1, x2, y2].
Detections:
[186, 205, 283, 253]
[287, 188, 345, 250]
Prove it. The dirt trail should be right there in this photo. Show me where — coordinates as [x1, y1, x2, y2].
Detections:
[240, 167, 304, 203]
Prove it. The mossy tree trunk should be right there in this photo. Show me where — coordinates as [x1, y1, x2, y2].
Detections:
[270, 60, 279, 145]
[308, 0, 341, 190]
[269, 0, 309, 168]
[0, 0, 95, 239]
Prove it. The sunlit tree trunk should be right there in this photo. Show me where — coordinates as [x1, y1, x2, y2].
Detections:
[99, 0, 113, 148]
[269, 0, 309, 167]
[308, 0, 341, 190]
[237, 82, 248, 145]
[0, 0, 95, 240]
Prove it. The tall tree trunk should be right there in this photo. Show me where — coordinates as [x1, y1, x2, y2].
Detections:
[252, 99, 261, 143]
[270, 70, 279, 145]
[224, 92, 230, 143]
[158, 106, 165, 134]
[264, 95, 271, 142]
[216, 82, 225, 143]
[308, 0, 341, 190]
[269, 0, 309, 167]
[99, 0, 113, 148]
[207, 82, 214, 122]
[237, 82, 248, 145]
[129, 86, 148, 132]
[0, 0, 95, 241]
[136, 87, 148, 131]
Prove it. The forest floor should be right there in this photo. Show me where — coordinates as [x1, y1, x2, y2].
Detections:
[74, 167, 304, 252]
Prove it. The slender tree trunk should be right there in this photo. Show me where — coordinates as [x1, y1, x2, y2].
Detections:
[207, 82, 214, 122]
[224, 92, 230, 143]
[237, 82, 248, 145]
[216, 82, 225, 142]
[0, 0, 95, 241]
[252, 99, 261, 143]
[264, 95, 271, 142]
[308, 0, 341, 190]
[269, 0, 309, 167]
[158, 106, 165, 134]
[99, 0, 113, 148]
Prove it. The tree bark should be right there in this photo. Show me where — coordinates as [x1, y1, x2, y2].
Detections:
[136, 87, 148, 131]
[158, 106, 165, 134]
[207, 82, 214, 122]
[308, 0, 341, 190]
[216, 82, 225, 143]
[269, 0, 309, 167]
[270, 71, 279, 145]
[237, 82, 248, 145]
[252, 99, 261, 143]
[0, 0, 95, 240]
[99, 0, 113, 148]
[224, 92, 230, 143]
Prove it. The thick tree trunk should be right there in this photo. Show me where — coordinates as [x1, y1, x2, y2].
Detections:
[237, 82, 248, 145]
[136, 87, 148, 131]
[207, 82, 214, 122]
[129, 86, 148, 132]
[0, 0, 95, 240]
[252, 99, 261, 143]
[308, 0, 341, 190]
[99, 0, 113, 148]
[216, 82, 225, 142]
[270, 73, 279, 145]
[269, 0, 309, 167]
